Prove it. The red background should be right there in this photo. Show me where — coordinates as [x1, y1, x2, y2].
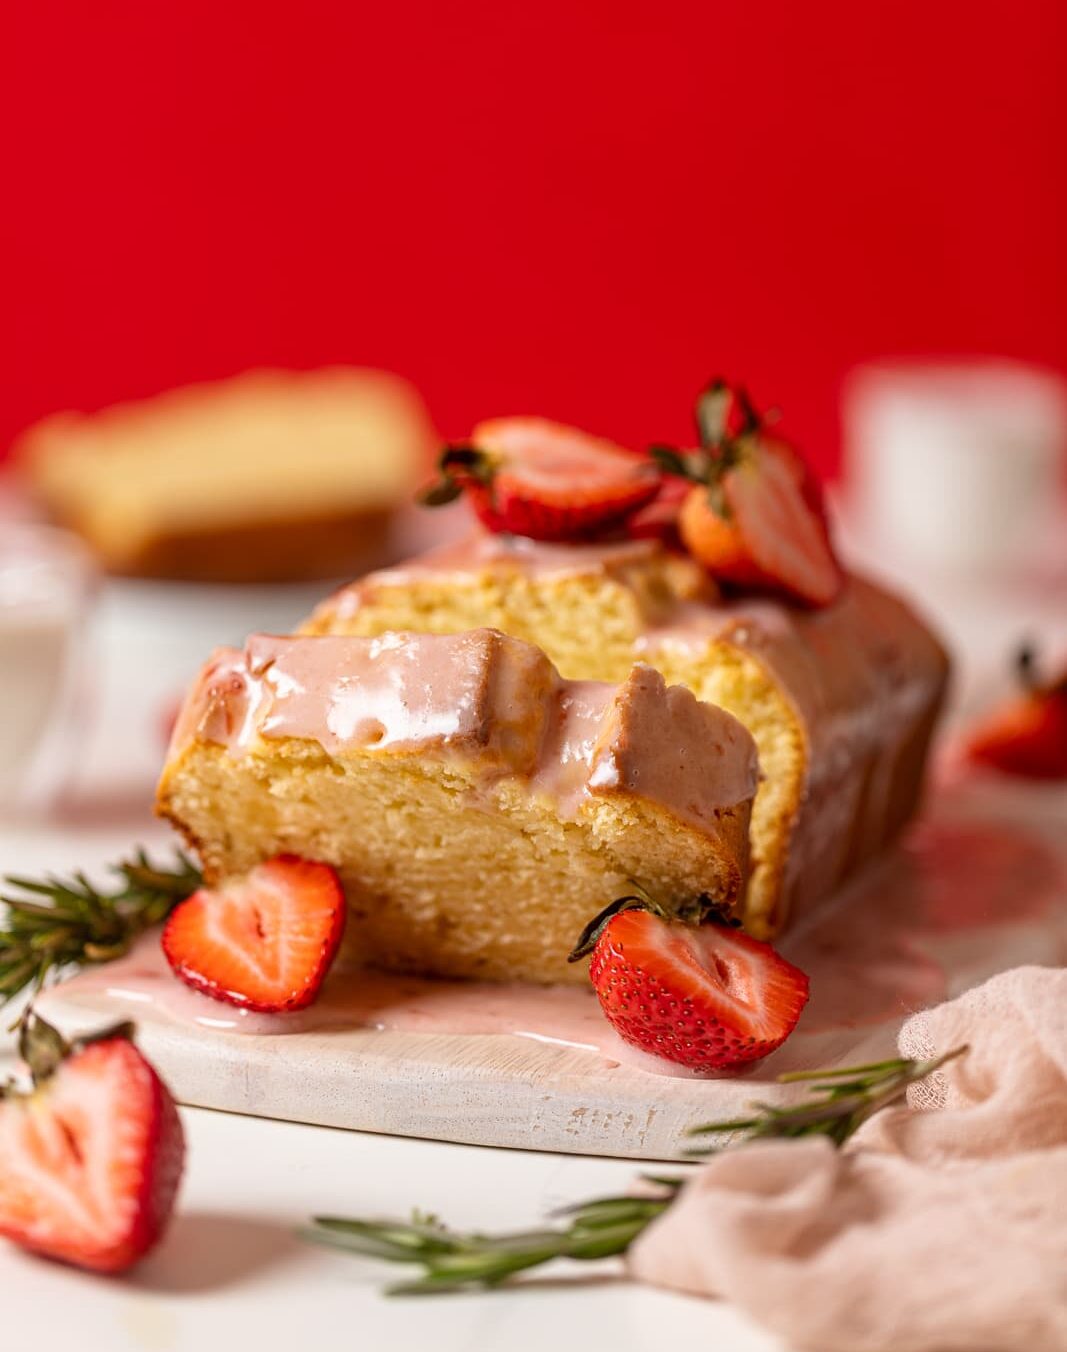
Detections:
[4, 1, 1065, 475]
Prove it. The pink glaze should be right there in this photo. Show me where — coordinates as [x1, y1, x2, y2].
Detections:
[307, 534, 950, 918]
[780, 816, 1067, 1032]
[168, 628, 759, 831]
[638, 578, 946, 767]
[314, 535, 948, 781]
[340, 530, 667, 588]
[529, 679, 615, 817]
[39, 936, 737, 1079]
[192, 629, 555, 764]
[40, 936, 617, 1051]
[643, 575, 949, 914]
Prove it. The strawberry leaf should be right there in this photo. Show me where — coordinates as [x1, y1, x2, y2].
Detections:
[568, 886, 739, 962]
[695, 378, 761, 449]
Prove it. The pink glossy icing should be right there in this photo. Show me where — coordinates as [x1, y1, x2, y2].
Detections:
[170, 628, 759, 831]
[530, 679, 615, 816]
[313, 533, 948, 788]
[632, 572, 949, 915]
[190, 629, 548, 762]
[350, 531, 668, 586]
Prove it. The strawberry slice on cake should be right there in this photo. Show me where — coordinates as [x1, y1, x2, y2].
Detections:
[421, 416, 661, 540]
[653, 379, 844, 607]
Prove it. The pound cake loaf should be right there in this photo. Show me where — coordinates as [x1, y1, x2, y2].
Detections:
[15, 368, 434, 582]
[157, 628, 758, 983]
[303, 534, 951, 937]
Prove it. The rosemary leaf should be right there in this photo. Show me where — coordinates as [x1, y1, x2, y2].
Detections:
[0, 850, 202, 1005]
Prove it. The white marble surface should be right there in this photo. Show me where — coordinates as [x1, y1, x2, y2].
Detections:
[0, 1064, 779, 1346]
[0, 1104, 785, 1352]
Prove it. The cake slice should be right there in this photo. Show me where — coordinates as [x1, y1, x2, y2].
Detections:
[14, 368, 434, 582]
[303, 533, 951, 938]
[157, 629, 758, 984]
[302, 534, 715, 679]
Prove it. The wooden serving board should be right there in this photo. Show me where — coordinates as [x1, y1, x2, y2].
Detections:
[38, 780, 1067, 1160]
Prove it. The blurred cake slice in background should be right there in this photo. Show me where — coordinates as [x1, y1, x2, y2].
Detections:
[13, 368, 435, 583]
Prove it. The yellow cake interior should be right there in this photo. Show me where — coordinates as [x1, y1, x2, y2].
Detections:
[165, 739, 749, 984]
[303, 546, 803, 937]
[159, 631, 758, 984]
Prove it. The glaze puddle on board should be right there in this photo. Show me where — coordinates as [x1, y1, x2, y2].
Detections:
[42, 817, 1067, 1061]
[56, 945, 611, 1050]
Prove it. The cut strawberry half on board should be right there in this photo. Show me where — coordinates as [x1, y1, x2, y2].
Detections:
[964, 646, 1067, 780]
[570, 895, 809, 1071]
[420, 417, 660, 541]
[0, 1014, 184, 1273]
[162, 855, 346, 1012]
[653, 380, 844, 607]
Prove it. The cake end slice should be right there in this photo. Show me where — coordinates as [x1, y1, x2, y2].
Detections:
[158, 629, 758, 984]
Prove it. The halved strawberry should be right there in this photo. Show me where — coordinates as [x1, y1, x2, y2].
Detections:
[570, 896, 809, 1071]
[0, 1014, 184, 1273]
[419, 417, 660, 541]
[162, 855, 346, 1012]
[964, 646, 1067, 780]
[653, 380, 844, 607]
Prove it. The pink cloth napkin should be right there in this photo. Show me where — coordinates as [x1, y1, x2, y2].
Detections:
[629, 966, 1067, 1352]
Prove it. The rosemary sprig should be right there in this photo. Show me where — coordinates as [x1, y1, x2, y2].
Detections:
[687, 1045, 969, 1152]
[0, 849, 202, 1004]
[303, 1046, 967, 1293]
[304, 1183, 683, 1295]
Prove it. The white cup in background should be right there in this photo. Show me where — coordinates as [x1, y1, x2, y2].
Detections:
[0, 524, 97, 815]
[843, 361, 1067, 577]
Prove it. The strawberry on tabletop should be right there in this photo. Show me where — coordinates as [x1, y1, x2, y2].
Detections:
[965, 645, 1067, 780]
[420, 416, 660, 541]
[0, 1013, 184, 1273]
[162, 855, 346, 1012]
[569, 891, 810, 1072]
[652, 379, 844, 608]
